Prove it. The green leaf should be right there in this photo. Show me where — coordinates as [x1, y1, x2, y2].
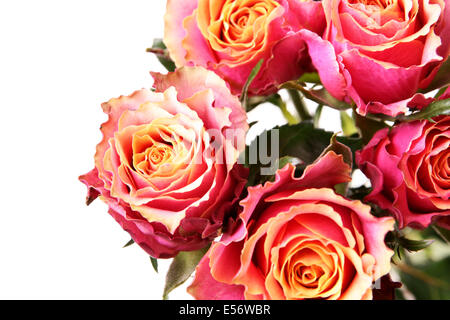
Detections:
[244, 122, 362, 187]
[298, 72, 321, 84]
[334, 183, 348, 197]
[398, 237, 434, 252]
[278, 123, 333, 165]
[258, 156, 302, 184]
[240, 59, 264, 111]
[278, 122, 362, 167]
[150, 256, 158, 273]
[402, 98, 450, 122]
[162, 245, 210, 300]
[276, 156, 300, 170]
[347, 185, 372, 201]
[435, 85, 449, 98]
[393, 245, 403, 264]
[243, 127, 281, 186]
[280, 81, 351, 111]
[419, 57, 450, 94]
[147, 38, 176, 72]
[386, 230, 434, 253]
[366, 98, 450, 123]
[122, 239, 134, 248]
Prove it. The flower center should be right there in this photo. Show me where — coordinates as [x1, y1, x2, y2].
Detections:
[131, 125, 177, 177]
[237, 14, 249, 28]
[198, 0, 280, 50]
[430, 149, 450, 189]
[294, 264, 326, 288]
[135, 142, 174, 176]
[277, 241, 343, 300]
[147, 144, 173, 165]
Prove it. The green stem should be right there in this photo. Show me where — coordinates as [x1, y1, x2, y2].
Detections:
[287, 89, 312, 121]
[313, 104, 323, 128]
[279, 100, 299, 125]
[432, 225, 450, 245]
[396, 263, 449, 288]
[340, 110, 359, 136]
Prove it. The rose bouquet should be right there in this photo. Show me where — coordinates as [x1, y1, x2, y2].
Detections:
[80, 0, 450, 300]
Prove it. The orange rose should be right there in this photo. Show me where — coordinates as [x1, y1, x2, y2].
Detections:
[164, 0, 326, 95]
[80, 67, 248, 258]
[188, 152, 394, 299]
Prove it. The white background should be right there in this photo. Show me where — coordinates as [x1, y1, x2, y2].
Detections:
[0, 0, 345, 299]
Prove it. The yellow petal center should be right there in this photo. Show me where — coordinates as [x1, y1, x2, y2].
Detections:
[197, 0, 280, 62]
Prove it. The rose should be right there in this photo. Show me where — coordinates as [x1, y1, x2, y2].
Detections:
[79, 67, 248, 258]
[188, 151, 394, 300]
[302, 0, 450, 116]
[356, 115, 450, 229]
[311, 0, 450, 116]
[164, 0, 326, 96]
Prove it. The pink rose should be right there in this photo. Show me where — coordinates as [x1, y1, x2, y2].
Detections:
[188, 152, 394, 300]
[79, 67, 248, 258]
[356, 115, 450, 229]
[164, 0, 326, 96]
[303, 0, 450, 116]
